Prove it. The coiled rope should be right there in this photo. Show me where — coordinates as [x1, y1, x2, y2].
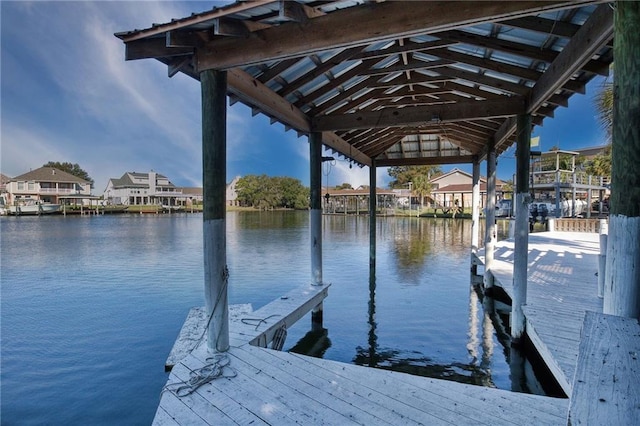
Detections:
[162, 354, 237, 397]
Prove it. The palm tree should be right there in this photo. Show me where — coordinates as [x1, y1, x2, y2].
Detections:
[595, 78, 613, 141]
[412, 174, 432, 212]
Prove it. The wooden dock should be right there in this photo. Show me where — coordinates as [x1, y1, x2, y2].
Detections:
[477, 231, 604, 396]
[155, 282, 570, 425]
[474, 231, 640, 424]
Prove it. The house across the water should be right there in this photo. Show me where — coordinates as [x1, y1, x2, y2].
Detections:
[3, 167, 92, 206]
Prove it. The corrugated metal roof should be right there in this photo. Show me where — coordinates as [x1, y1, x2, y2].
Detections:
[115, 0, 614, 168]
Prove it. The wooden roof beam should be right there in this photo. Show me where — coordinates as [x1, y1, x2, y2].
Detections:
[213, 18, 271, 37]
[376, 155, 476, 167]
[351, 39, 457, 61]
[321, 132, 371, 166]
[313, 97, 526, 131]
[125, 37, 193, 61]
[279, 0, 326, 23]
[500, 16, 581, 39]
[195, 1, 599, 70]
[226, 68, 371, 166]
[358, 59, 455, 76]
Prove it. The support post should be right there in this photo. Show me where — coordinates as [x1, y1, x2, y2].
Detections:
[598, 218, 608, 298]
[587, 175, 592, 219]
[484, 139, 497, 288]
[512, 113, 532, 341]
[310, 132, 324, 329]
[471, 158, 480, 274]
[369, 159, 377, 275]
[201, 69, 229, 353]
[604, 1, 640, 319]
[555, 171, 561, 218]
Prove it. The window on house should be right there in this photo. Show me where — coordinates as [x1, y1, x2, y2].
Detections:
[17, 182, 25, 190]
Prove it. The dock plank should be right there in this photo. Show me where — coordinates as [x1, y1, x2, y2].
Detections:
[568, 312, 640, 426]
[284, 350, 568, 425]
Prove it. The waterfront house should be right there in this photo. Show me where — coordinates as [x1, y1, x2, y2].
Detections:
[103, 171, 239, 207]
[5, 167, 91, 206]
[225, 176, 240, 207]
[103, 171, 184, 206]
[431, 168, 506, 209]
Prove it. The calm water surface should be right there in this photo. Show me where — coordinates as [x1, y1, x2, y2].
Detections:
[2, 212, 514, 425]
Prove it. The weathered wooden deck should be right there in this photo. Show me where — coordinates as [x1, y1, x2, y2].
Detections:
[568, 311, 640, 425]
[476, 231, 603, 395]
[155, 281, 570, 425]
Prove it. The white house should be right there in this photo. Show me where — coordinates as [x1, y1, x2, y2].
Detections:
[4, 167, 91, 205]
[104, 171, 184, 206]
[226, 176, 241, 207]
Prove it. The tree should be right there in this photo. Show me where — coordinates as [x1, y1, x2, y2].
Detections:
[412, 174, 432, 210]
[235, 175, 309, 209]
[582, 145, 612, 177]
[501, 179, 514, 200]
[387, 165, 441, 188]
[335, 182, 353, 190]
[43, 161, 94, 188]
[595, 79, 613, 142]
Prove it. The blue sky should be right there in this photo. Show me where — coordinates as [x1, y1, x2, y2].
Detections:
[1, 1, 609, 193]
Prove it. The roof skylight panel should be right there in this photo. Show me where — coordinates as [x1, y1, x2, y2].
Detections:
[483, 70, 521, 85]
[412, 52, 439, 62]
[281, 57, 317, 82]
[497, 28, 548, 48]
[450, 63, 481, 74]
[489, 51, 536, 69]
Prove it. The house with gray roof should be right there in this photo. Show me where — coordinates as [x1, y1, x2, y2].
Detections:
[5, 167, 91, 205]
[103, 171, 185, 206]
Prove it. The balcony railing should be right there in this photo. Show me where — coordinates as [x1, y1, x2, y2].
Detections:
[531, 171, 610, 187]
[13, 188, 87, 195]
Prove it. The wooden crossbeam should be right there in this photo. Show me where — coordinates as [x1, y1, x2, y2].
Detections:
[312, 97, 526, 131]
[226, 68, 371, 166]
[375, 155, 476, 167]
[194, 1, 599, 70]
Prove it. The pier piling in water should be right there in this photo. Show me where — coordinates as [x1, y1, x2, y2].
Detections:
[310, 132, 324, 329]
[512, 113, 532, 342]
[201, 69, 229, 353]
[484, 138, 496, 289]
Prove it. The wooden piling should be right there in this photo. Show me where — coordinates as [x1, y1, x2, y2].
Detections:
[604, 1, 640, 319]
[471, 158, 480, 274]
[309, 132, 324, 328]
[598, 219, 608, 298]
[369, 159, 377, 274]
[201, 69, 229, 352]
[484, 139, 496, 288]
[512, 113, 532, 341]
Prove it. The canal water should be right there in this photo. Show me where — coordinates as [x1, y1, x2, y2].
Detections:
[3, 212, 528, 425]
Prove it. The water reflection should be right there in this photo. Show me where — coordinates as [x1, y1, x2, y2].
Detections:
[351, 268, 495, 387]
[289, 328, 331, 358]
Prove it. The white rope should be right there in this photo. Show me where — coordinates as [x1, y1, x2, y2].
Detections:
[162, 354, 237, 397]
